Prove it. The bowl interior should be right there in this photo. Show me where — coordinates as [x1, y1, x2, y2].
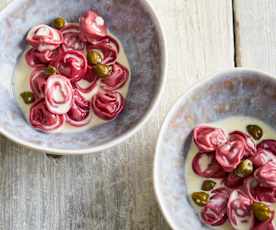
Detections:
[0, 0, 164, 152]
[154, 69, 276, 229]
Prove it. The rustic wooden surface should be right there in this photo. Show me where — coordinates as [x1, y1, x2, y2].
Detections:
[0, 0, 235, 229]
[233, 0, 276, 74]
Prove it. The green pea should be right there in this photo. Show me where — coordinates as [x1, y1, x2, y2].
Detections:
[201, 180, 216, 191]
[87, 51, 103, 65]
[191, 192, 209, 207]
[234, 159, 253, 177]
[52, 17, 65, 29]
[45, 66, 57, 76]
[252, 202, 272, 222]
[20, 91, 35, 105]
[247, 124, 263, 140]
[93, 63, 111, 78]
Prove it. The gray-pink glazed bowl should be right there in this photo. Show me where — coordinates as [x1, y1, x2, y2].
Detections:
[154, 68, 276, 229]
[0, 0, 166, 154]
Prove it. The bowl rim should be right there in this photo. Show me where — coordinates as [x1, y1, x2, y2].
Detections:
[153, 67, 276, 229]
[0, 0, 168, 155]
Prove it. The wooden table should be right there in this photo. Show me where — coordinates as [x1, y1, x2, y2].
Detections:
[0, 0, 273, 229]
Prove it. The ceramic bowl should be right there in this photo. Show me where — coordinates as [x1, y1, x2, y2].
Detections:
[154, 68, 276, 229]
[0, 0, 166, 154]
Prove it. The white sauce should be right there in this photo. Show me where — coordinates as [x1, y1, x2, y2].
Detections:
[14, 32, 131, 133]
[185, 116, 276, 230]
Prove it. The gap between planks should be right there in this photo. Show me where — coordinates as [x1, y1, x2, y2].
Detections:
[232, 0, 241, 67]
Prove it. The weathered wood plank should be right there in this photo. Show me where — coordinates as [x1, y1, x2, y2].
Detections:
[233, 0, 276, 73]
[0, 0, 234, 229]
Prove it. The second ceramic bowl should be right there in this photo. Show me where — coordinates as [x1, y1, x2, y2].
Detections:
[154, 68, 276, 229]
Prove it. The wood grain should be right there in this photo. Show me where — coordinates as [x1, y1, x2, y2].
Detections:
[0, 0, 234, 229]
[233, 0, 276, 73]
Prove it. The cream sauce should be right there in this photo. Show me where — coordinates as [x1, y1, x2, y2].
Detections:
[14, 32, 131, 133]
[185, 116, 276, 230]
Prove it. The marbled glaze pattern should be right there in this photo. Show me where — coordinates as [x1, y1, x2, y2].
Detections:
[0, 0, 165, 153]
[154, 69, 276, 230]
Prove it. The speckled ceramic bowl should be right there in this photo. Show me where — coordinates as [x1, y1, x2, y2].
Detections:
[154, 68, 276, 229]
[0, 0, 166, 154]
